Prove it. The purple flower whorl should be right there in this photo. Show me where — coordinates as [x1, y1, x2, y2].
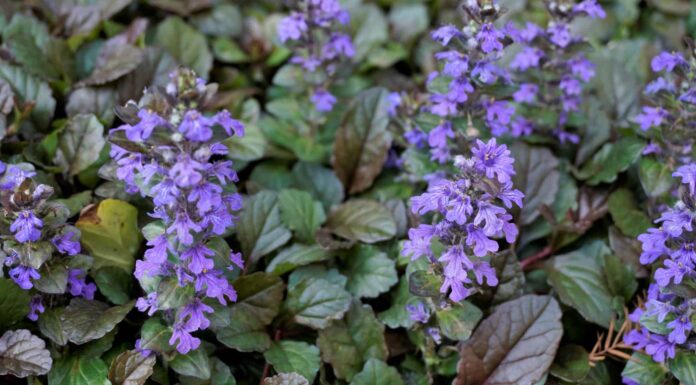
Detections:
[624, 165, 696, 362]
[278, 0, 354, 113]
[109, 69, 245, 354]
[503, 0, 605, 143]
[403, 138, 524, 302]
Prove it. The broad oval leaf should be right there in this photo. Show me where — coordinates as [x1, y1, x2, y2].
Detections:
[170, 349, 211, 380]
[326, 199, 396, 243]
[621, 352, 667, 385]
[511, 143, 560, 225]
[0, 329, 52, 377]
[290, 162, 344, 211]
[54, 113, 106, 177]
[264, 373, 309, 385]
[316, 302, 388, 381]
[153, 17, 213, 78]
[49, 355, 111, 385]
[435, 301, 483, 341]
[237, 191, 292, 263]
[0, 63, 56, 131]
[284, 278, 351, 329]
[108, 350, 156, 385]
[670, 352, 696, 385]
[332, 88, 392, 194]
[278, 189, 326, 243]
[263, 341, 321, 383]
[76, 199, 142, 272]
[343, 245, 397, 298]
[0, 278, 31, 329]
[61, 298, 134, 345]
[349, 359, 404, 385]
[455, 295, 562, 385]
[266, 244, 332, 276]
[575, 137, 644, 185]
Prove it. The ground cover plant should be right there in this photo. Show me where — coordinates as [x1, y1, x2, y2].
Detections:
[0, 0, 696, 384]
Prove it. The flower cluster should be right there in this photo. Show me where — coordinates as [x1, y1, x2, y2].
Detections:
[635, 51, 696, 163]
[410, 1, 514, 164]
[277, 0, 353, 112]
[502, 0, 605, 143]
[108, 69, 245, 354]
[624, 165, 696, 362]
[402, 139, 523, 302]
[0, 163, 93, 321]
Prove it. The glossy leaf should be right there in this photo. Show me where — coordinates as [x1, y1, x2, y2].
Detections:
[343, 245, 398, 298]
[326, 199, 396, 243]
[284, 278, 352, 329]
[511, 143, 560, 225]
[55, 114, 106, 177]
[264, 341, 321, 383]
[108, 350, 156, 385]
[237, 191, 292, 263]
[349, 359, 404, 385]
[0, 278, 31, 329]
[153, 17, 213, 78]
[0, 329, 52, 377]
[61, 298, 134, 345]
[455, 295, 562, 385]
[278, 189, 326, 243]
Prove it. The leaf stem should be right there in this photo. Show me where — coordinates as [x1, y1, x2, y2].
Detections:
[520, 246, 553, 270]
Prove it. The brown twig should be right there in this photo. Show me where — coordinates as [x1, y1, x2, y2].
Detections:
[589, 313, 637, 366]
[520, 246, 553, 270]
[259, 330, 283, 385]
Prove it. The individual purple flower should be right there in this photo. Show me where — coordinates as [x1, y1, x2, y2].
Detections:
[406, 302, 430, 324]
[573, 0, 606, 19]
[635, 106, 668, 131]
[645, 77, 675, 95]
[278, 12, 307, 42]
[547, 23, 572, 48]
[645, 334, 676, 363]
[52, 232, 80, 255]
[170, 323, 201, 355]
[651, 52, 687, 73]
[9, 265, 40, 290]
[179, 298, 214, 331]
[10, 210, 43, 243]
[136, 293, 158, 316]
[674, 164, 696, 195]
[27, 295, 45, 321]
[432, 25, 460, 46]
[513, 84, 538, 104]
[476, 23, 504, 53]
[311, 89, 337, 112]
[510, 47, 543, 71]
[67, 269, 96, 299]
[471, 138, 516, 183]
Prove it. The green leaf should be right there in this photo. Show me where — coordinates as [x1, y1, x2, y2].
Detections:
[95, 266, 133, 305]
[456, 295, 562, 385]
[223, 123, 266, 161]
[387, 3, 428, 42]
[436, 302, 483, 341]
[82, 44, 144, 86]
[608, 188, 651, 237]
[66, 87, 117, 126]
[545, 243, 615, 328]
[278, 189, 326, 243]
[264, 341, 321, 383]
[621, 352, 667, 385]
[61, 299, 134, 345]
[38, 308, 68, 346]
[349, 359, 404, 385]
[138, 318, 173, 354]
[549, 345, 591, 382]
[378, 277, 418, 329]
[237, 191, 292, 263]
[0, 330, 52, 377]
[54, 114, 106, 177]
[170, 349, 211, 380]
[266, 244, 332, 276]
[76, 199, 142, 272]
[511, 143, 560, 225]
[34, 262, 68, 294]
[350, 4, 389, 61]
[326, 199, 396, 243]
[290, 162, 344, 211]
[576, 137, 645, 185]
[213, 273, 284, 352]
[0, 63, 55, 131]
[212, 38, 250, 63]
[408, 270, 442, 298]
[639, 157, 673, 198]
[284, 278, 352, 329]
[191, 4, 243, 37]
[153, 17, 213, 78]
[53, 191, 93, 218]
[108, 350, 156, 385]
[603, 254, 637, 302]
[670, 352, 696, 385]
[317, 302, 388, 381]
[343, 245, 397, 298]
[0, 278, 30, 329]
[48, 355, 111, 385]
[332, 88, 392, 194]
